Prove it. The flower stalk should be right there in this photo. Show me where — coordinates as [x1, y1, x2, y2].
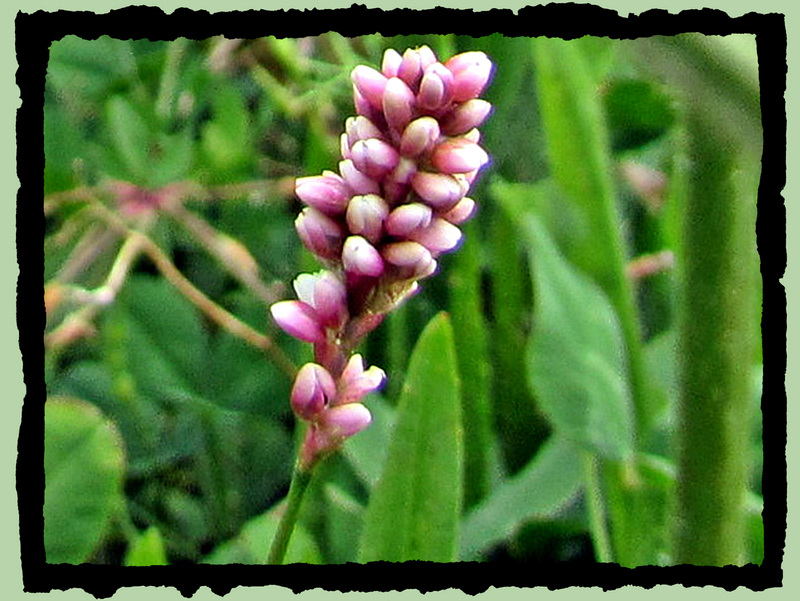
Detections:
[268, 44, 493, 564]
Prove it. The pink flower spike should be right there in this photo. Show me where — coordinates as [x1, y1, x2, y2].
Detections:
[431, 138, 489, 174]
[382, 48, 402, 78]
[411, 171, 466, 211]
[441, 197, 477, 225]
[270, 300, 326, 344]
[319, 403, 372, 440]
[291, 363, 337, 421]
[350, 138, 400, 180]
[339, 159, 381, 196]
[417, 62, 454, 113]
[295, 207, 344, 261]
[382, 77, 417, 135]
[346, 194, 389, 244]
[385, 202, 433, 237]
[351, 65, 389, 111]
[295, 172, 351, 216]
[342, 235, 385, 277]
[400, 116, 441, 158]
[408, 218, 463, 255]
[445, 51, 494, 102]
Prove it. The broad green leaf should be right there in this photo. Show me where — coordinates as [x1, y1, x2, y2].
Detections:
[324, 484, 365, 565]
[358, 313, 463, 563]
[522, 216, 635, 460]
[603, 78, 677, 152]
[44, 397, 126, 564]
[124, 527, 168, 566]
[341, 393, 395, 488]
[203, 509, 321, 565]
[459, 435, 584, 560]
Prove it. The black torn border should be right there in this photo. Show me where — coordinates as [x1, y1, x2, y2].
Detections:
[17, 3, 787, 597]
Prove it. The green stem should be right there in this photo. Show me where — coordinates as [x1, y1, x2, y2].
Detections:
[582, 454, 613, 563]
[672, 109, 758, 567]
[266, 463, 314, 565]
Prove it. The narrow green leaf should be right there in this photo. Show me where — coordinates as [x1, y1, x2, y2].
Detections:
[459, 435, 583, 560]
[521, 215, 635, 460]
[105, 95, 152, 183]
[358, 313, 463, 563]
[124, 527, 169, 566]
[44, 397, 126, 564]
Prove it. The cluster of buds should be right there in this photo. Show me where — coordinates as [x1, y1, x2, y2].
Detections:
[271, 45, 494, 469]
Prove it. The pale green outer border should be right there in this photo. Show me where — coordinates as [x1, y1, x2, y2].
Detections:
[3, 1, 796, 599]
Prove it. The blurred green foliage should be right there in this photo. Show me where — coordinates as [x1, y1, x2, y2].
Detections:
[43, 33, 762, 567]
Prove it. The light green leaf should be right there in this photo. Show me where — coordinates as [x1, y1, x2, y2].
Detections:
[522, 216, 635, 460]
[44, 397, 126, 564]
[203, 509, 321, 565]
[124, 526, 169, 566]
[358, 313, 463, 563]
[459, 435, 584, 560]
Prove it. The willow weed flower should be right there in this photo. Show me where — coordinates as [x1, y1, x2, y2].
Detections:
[272, 45, 494, 469]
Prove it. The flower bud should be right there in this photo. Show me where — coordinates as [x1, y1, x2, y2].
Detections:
[295, 207, 344, 261]
[291, 363, 337, 421]
[385, 202, 433, 237]
[382, 48, 403, 78]
[382, 241, 438, 278]
[270, 300, 326, 343]
[346, 194, 389, 244]
[440, 98, 493, 136]
[382, 77, 416, 134]
[346, 115, 385, 145]
[411, 171, 466, 211]
[293, 271, 348, 329]
[339, 159, 381, 196]
[350, 138, 400, 180]
[445, 51, 494, 102]
[417, 62, 454, 113]
[400, 116, 440, 158]
[351, 65, 389, 111]
[342, 235, 385, 277]
[338, 354, 386, 404]
[407, 218, 463, 255]
[295, 172, 351, 216]
[397, 46, 437, 89]
[430, 138, 489, 174]
[318, 403, 372, 439]
[353, 88, 384, 125]
[441, 196, 477, 225]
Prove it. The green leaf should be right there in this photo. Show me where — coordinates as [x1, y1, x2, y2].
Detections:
[358, 313, 463, 563]
[124, 527, 169, 566]
[104, 95, 152, 183]
[44, 397, 126, 564]
[459, 435, 584, 560]
[522, 216, 635, 460]
[604, 78, 677, 152]
[203, 509, 322, 565]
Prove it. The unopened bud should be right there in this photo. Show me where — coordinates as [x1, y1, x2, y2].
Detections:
[417, 62, 454, 113]
[381, 48, 403, 78]
[318, 403, 372, 440]
[342, 235, 385, 278]
[350, 138, 400, 180]
[411, 171, 466, 211]
[351, 65, 389, 112]
[440, 99, 493, 136]
[431, 138, 489, 174]
[295, 207, 344, 261]
[291, 363, 337, 421]
[270, 300, 326, 344]
[293, 271, 349, 329]
[339, 159, 381, 196]
[382, 77, 416, 134]
[385, 202, 433, 237]
[400, 116, 441, 158]
[295, 172, 352, 216]
[445, 51, 494, 102]
[407, 218, 463, 255]
[441, 197, 477, 225]
[346, 194, 389, 244]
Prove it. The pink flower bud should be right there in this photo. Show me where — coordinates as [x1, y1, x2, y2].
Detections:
[346, 194, 389, 244]
[445, 51, 494, 102]
[353, 88, 384, 125]
[385, 202, 433, 237]
[407, 218, 463, 255]
[430, 138, 490, 174]
[417, 62, 454, 113]
[400, 116, 441, 158]
[291, 362, 337, 421]
[342, 235, 385, 277]
[397, 46, 437, 89]
[411, 171, 466, 211]
[441, 196, 477, 225]
[346, 115, 385, 144]
[337, 354, 386, 404]
[270, 300, 326, 343]
[351, 65, 389, 111]
[295, 207, 344, 261]
[295, 172, 351, 216]
[293, 271, 348, 329]
[350, 138, 400, 180]
[382, 241, 438, 278]
[440, 99, 493, 136]
[339, 159, 380, 195]
[382, 48, 403, 78]
[318, 403, 372, 439]
[382, 77, 416, 135]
